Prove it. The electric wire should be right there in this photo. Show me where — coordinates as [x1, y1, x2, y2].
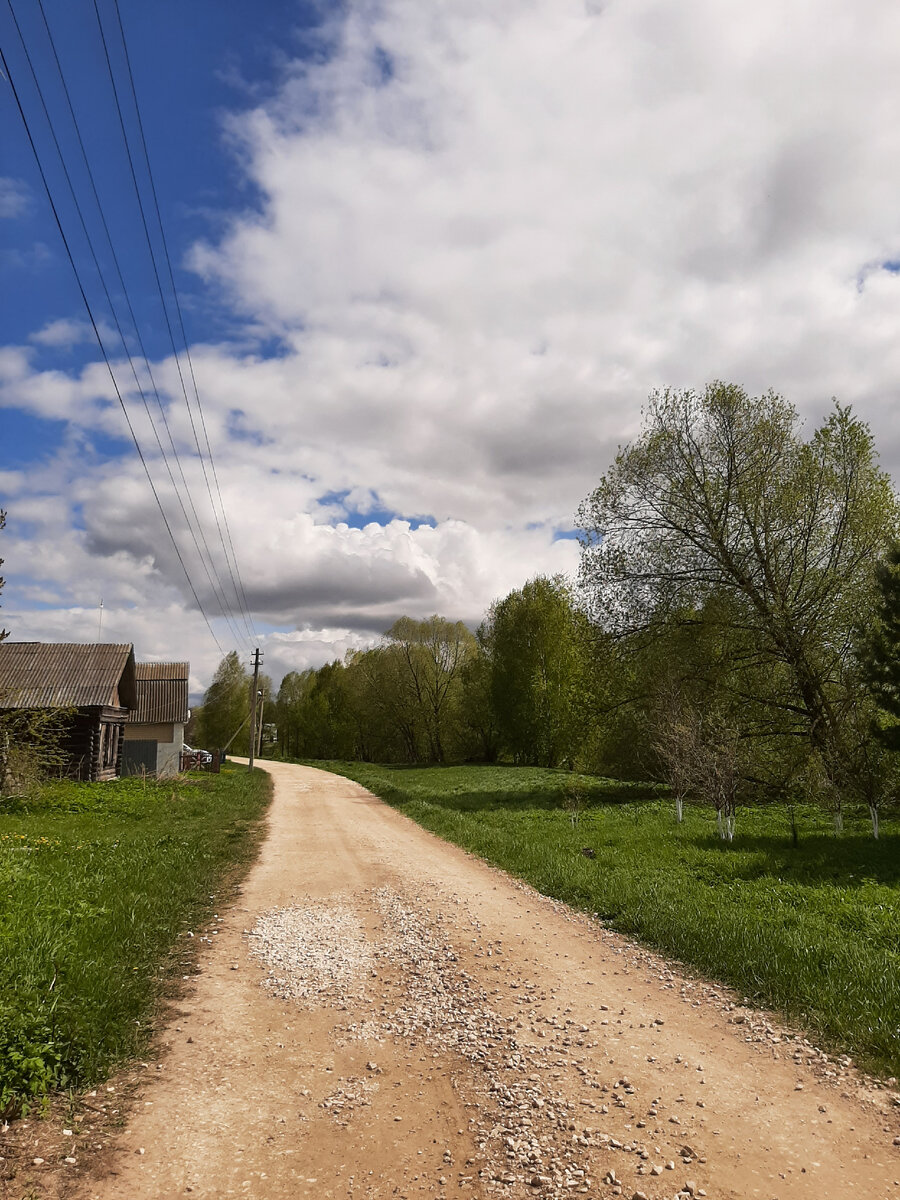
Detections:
[5, 0, 248, 653]
[0, 35, 229, 657]
[110, 0, 258, 642]
[93, 0, 257, 645]
[24, 0, 251, 653]
[92, 0, 255, 651]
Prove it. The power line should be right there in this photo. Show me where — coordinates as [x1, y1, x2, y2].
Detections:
[0, 34, 229, 657]
[5, 0, 248, 653]
[87, 0, 254, 649]
[112, 0, 258, 643]
[95, 0, 258, 644]
[20, 0, 251, 653]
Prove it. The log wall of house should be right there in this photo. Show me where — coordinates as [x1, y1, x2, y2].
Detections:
[58, 709, 126, 781]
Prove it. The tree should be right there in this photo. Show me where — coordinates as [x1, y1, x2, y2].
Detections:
[382, 616, 476, 763]
[481, 576, 591, 767]
[856, 543, 900, 749]
[577, 384, 899, 768]
[833, 693, 899, 838]
[199, 651, 251, 750]
[0, 707, 74, 796]
[650, 685, 746, 839]
[274, 670, 315, 759]
[459, 646, 501, 762]
[650, 683, 696, 823]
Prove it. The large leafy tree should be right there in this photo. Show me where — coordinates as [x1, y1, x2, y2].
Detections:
[381, 616, 476, 763]
[274, 669, 316, 759]
[577, 384, 899, 764]
[199, 651, 251, 751]
[481, 575, 591, 767]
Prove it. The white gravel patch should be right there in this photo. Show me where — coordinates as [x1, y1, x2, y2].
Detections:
[248, 901, 374, 1003]
[247, 888, 628, 1195]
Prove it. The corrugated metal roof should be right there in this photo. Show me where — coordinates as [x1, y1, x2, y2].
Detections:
[135, 662, 189, 682]
[0, 642, 136, 710]
[127, 662, 190, 724]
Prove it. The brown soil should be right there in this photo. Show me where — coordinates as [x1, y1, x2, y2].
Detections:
[6, 760, 900, 1200]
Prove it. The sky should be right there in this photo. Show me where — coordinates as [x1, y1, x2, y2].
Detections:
[2, 0, 900, 697]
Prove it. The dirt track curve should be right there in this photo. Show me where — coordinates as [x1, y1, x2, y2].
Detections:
[79, 760, 900, 1200]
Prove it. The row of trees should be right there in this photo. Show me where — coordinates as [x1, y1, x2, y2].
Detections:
[270, 581, 595, 769]
[198, 385, 900, 839]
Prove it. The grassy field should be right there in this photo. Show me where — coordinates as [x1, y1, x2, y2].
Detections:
[0, 764, 271, 1114]
[311, 761, 900, 1079]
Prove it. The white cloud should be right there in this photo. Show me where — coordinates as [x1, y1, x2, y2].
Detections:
[30, 318, 102, 349]
[5, 0, 900, 688]
[0, 177, 29, 219]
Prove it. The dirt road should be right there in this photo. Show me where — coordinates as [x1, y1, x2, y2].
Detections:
[80, 761, 900, 1200]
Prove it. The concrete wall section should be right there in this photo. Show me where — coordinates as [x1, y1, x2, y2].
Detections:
[156, 722, 185, 778]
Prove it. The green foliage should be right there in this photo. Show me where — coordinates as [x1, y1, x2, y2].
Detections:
[857, 543, 900, 748]
[273, 617, 477, 764]
[578, 386, 899, 759]
[577, 385, 900, 822]
[199, 650, 251, 751]
[0, 706, 76, 795]
[382, 615, 476, 763]
[0, 765, 271, 1112]
[322, 761, 900, 1077]
[0, 1012, 66, 1117]
[458, 646, 501, 762]
[480, 575, 593, 767]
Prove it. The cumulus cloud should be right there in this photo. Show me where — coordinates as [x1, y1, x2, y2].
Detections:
[5, 0, 900, 687]
[0, 177, 30, 219]
[29, 318, 115, 349]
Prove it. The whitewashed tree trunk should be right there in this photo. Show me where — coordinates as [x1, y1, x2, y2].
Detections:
[833, 809, 844, 835]
[870, 805, 880, 839]
[675, 795, 684, 823]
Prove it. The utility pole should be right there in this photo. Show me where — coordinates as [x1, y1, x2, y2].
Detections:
[248, 647, 262, 771]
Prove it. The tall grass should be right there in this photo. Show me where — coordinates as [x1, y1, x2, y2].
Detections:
[315, 762, 900, 1078]
[0, 765, 271, 1112]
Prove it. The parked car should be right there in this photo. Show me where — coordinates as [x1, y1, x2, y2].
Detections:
[182, 743, 213, 766]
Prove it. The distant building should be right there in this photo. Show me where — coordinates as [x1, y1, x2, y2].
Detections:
[123, 662, 190, 778]
[0, 641, 137, 782]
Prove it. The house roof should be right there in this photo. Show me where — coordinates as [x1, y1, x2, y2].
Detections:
[0, 642, 137, 710]
[126, 662, 190, 724]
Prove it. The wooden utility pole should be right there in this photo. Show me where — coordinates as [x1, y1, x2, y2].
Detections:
[248, 647, 262, 771]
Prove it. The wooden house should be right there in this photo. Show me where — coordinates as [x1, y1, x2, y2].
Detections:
[122, 662, 189, 778]
[0, 641, 137, 782]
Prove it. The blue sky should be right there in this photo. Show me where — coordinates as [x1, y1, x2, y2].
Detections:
[3, 0, 900, 689]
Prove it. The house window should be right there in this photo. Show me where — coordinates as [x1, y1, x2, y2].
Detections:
[102, 724, 119, 769]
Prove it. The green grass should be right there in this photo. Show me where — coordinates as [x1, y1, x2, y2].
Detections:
[309, 761, 900, 1078]
[0, 764, 271, 1113]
